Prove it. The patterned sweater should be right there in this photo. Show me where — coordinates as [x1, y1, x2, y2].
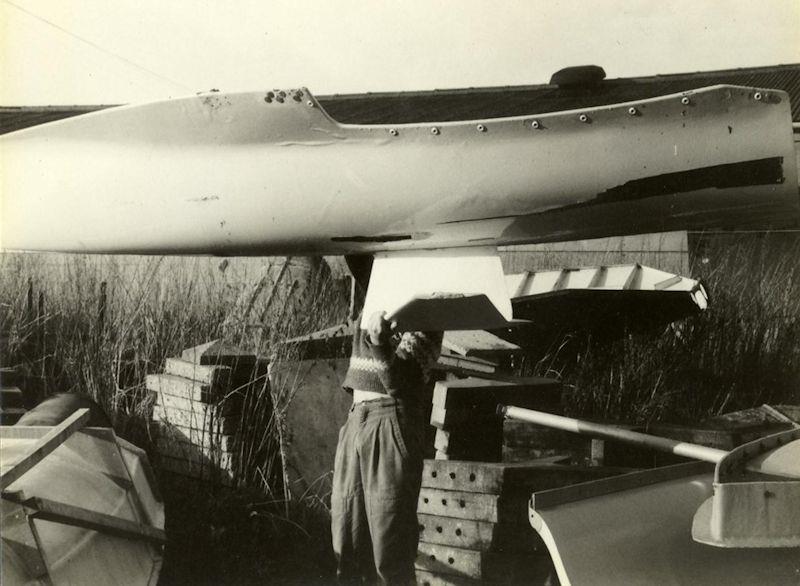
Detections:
[342, 319, 443, 402]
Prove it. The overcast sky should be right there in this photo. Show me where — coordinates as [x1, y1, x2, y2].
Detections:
[2, 0, 799, 105]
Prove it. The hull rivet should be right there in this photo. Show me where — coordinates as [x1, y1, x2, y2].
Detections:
[754, 92, 763, 101]
[579, 114, 590, 123]
[306, 100, 314, 107]
[431, 127, 440, 135]
[681, 96, 691, 105]
[531, 120, 541, 129]
[628, 106, 638, 116]
[476, 124, 486, 132]
[389, 128, 399, 136]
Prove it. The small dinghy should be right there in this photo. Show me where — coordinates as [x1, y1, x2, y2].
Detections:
[1, 398, 165, 585]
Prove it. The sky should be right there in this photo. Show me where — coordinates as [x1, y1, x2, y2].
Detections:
[1, 0, 799, 105]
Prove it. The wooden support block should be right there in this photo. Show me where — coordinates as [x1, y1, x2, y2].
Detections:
[417, 488, 527, 524]
[164, 358, 231, 386]
[415, 542, 551, 582]
[435, 450, 450, 460]
[421, 459, 628, 494]
[417, 513, 542, 553]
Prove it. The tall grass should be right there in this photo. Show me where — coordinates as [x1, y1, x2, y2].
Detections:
[525, 233, 800, 424]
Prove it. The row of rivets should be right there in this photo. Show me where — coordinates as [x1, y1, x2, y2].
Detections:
[387, 124, 492, 137]
[382, 90, 773, 138]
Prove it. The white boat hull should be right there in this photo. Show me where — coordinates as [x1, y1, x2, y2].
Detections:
[1, 85, 796, 255]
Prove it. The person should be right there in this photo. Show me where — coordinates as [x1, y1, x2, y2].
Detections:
[331, 308, 442, 585]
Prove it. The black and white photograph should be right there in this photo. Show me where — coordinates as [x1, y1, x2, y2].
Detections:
[1, 1, 799, 584]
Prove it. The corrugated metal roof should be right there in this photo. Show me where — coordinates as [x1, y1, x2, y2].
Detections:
[2, 64, 799, 134]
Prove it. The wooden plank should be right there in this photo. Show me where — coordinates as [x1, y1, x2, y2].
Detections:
[432, 377, 560, 410]
[437, 354, 497, 375]
[417, 488, 527, 524]
[415, 542, 550, 582]
[530, 461, 711, 510]
[442, 330, 520, 358]
[421, 459, 628, 494]
[163, 358, 231, 386]
[146, 374, 215, 403]
[4, 494, 167, 545]
[152, 384, 242, 415]
[154, 420, 235, 452]
[417, 513, 542, 553]
[152, 404, 238, 434]
[1, 409, 90, 490]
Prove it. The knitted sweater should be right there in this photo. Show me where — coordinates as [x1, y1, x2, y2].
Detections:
[342, 320, 442, 402]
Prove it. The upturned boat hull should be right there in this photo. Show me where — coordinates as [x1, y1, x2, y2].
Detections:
[1, 85, 797, 255]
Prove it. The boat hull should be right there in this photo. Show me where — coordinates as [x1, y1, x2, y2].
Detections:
[1, 85, 797, 255]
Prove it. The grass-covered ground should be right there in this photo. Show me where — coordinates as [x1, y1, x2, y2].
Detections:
[1, 233, 798, 583]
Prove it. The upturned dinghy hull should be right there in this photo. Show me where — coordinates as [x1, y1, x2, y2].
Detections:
[1, 85, 797, 255]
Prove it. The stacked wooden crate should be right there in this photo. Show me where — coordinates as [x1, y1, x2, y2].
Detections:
[415, 459, 624, 584]
[431, 377, 561, 462]
[147, 340, 267, 484]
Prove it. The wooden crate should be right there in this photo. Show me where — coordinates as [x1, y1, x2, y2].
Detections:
[416, 458, 625, 584]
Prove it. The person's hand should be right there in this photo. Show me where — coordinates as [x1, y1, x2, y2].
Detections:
[366, 311, 394, 345]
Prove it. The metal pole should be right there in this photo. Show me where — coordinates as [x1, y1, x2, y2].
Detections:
[498, 405, 728, 464]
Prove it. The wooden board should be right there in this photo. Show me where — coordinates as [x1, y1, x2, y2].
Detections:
[152, 404, 238, 434]
[154, 421, 235, 452]
[442, 330, 520, 359]
[151, 382, 242, 414]
[432, 377, 561, 410]
[269, 358, 351, 498]
[163, 358, 231, 386]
